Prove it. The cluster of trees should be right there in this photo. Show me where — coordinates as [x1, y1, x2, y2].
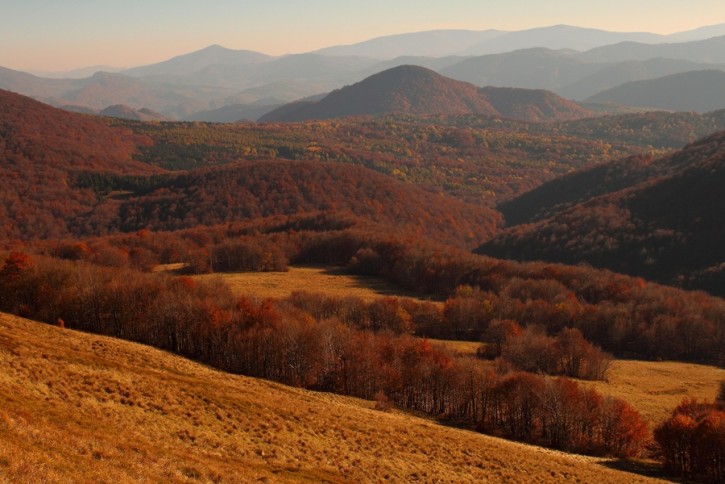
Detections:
[481, 324, 611, 380]
[284, 290, 610, 381]
[655, 395, 725, 482]
[34, 221, 725, 365]
[0, 251, 648, 458]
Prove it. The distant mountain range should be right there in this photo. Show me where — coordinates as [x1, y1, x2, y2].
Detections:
[2, 24, 725, 120]
[586, 70, 725, 112]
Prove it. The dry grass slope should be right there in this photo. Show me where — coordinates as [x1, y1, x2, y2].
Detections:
[588, 360, 725, 426]
[0, 313, 665, 483]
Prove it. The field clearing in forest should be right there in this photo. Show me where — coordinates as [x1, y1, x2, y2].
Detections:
[193, 265, 439, 303]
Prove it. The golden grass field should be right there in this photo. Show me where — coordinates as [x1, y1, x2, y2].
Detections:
[192, 266, 436, 303]
[0, 312, 667, 483]
[588, 360, 725, 426]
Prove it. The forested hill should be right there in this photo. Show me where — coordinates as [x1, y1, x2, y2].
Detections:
[260, 65, 591, 122]
[0, 89, 161, 239]
[479, 130, 725, 295]
[73, 160, 501, 248]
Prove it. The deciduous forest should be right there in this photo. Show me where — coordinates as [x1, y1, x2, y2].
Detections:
[1, 88, 724, 481]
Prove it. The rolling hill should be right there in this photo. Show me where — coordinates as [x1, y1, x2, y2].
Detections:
[259, 65, 591, 122]
[0, 312, 664, 482]
[0, 89, 501, 246]
[75, 160, 502, 248]
[479, 130, 725, 295]
[99, 105, 168, 121]
[558, 58, 724, 101]
[586, 69, 725, 112]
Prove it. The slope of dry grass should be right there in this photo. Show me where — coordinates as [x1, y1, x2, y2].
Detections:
[0, 312, 666, 483]
[587, 360, 725, 426]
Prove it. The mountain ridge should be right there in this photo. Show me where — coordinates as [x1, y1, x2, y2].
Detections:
[586, 69, 725, 112]
[479, 129, 725, 295]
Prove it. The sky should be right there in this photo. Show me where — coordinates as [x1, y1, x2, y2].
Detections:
[2, 0, 725, 72]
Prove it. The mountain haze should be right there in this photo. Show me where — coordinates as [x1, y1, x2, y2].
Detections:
[582, 35, 725, 63]
[441, 48, 601, 91]
[458, 25, 665, 56]
[558, 58, 724, 100]
[586, 70, 725, 112]
[315, 29, 504, 59]
[4, 25, 725, 121]
[123, 44, 273, 78]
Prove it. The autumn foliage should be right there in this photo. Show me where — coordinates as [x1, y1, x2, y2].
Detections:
[655, 399, 725, 482]
[0, 252, 649, 458]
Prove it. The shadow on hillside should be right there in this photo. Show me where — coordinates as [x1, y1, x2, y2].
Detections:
[598, 459, 679, 482]
[320, 266, 443, 302]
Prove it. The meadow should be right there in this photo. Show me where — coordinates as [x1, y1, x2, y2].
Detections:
[0, 312, 667, 483]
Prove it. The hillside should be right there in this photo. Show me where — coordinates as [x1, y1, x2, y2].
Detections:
[480, 86, 591, 121]
[586, 69, 725, 112]
[75, 160, 502, 248]
[260, 65, 591, 122]
[0, 89, 161, 239]
[479, 130, 725, 295]
[0, 312, 665, 482]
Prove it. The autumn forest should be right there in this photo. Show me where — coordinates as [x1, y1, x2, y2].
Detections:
[1, 81, 724, 483]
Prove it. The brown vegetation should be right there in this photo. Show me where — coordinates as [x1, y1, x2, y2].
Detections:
[654, 399, 725, 482]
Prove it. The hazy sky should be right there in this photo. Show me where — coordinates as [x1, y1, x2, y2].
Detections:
[3, 0, 725, 72]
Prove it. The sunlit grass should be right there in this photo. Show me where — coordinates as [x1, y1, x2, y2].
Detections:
[0, 312, 665, 482]
[586, 360, 725, 426]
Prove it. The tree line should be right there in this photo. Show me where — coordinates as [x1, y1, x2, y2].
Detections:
[0, 251, 646, 458]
